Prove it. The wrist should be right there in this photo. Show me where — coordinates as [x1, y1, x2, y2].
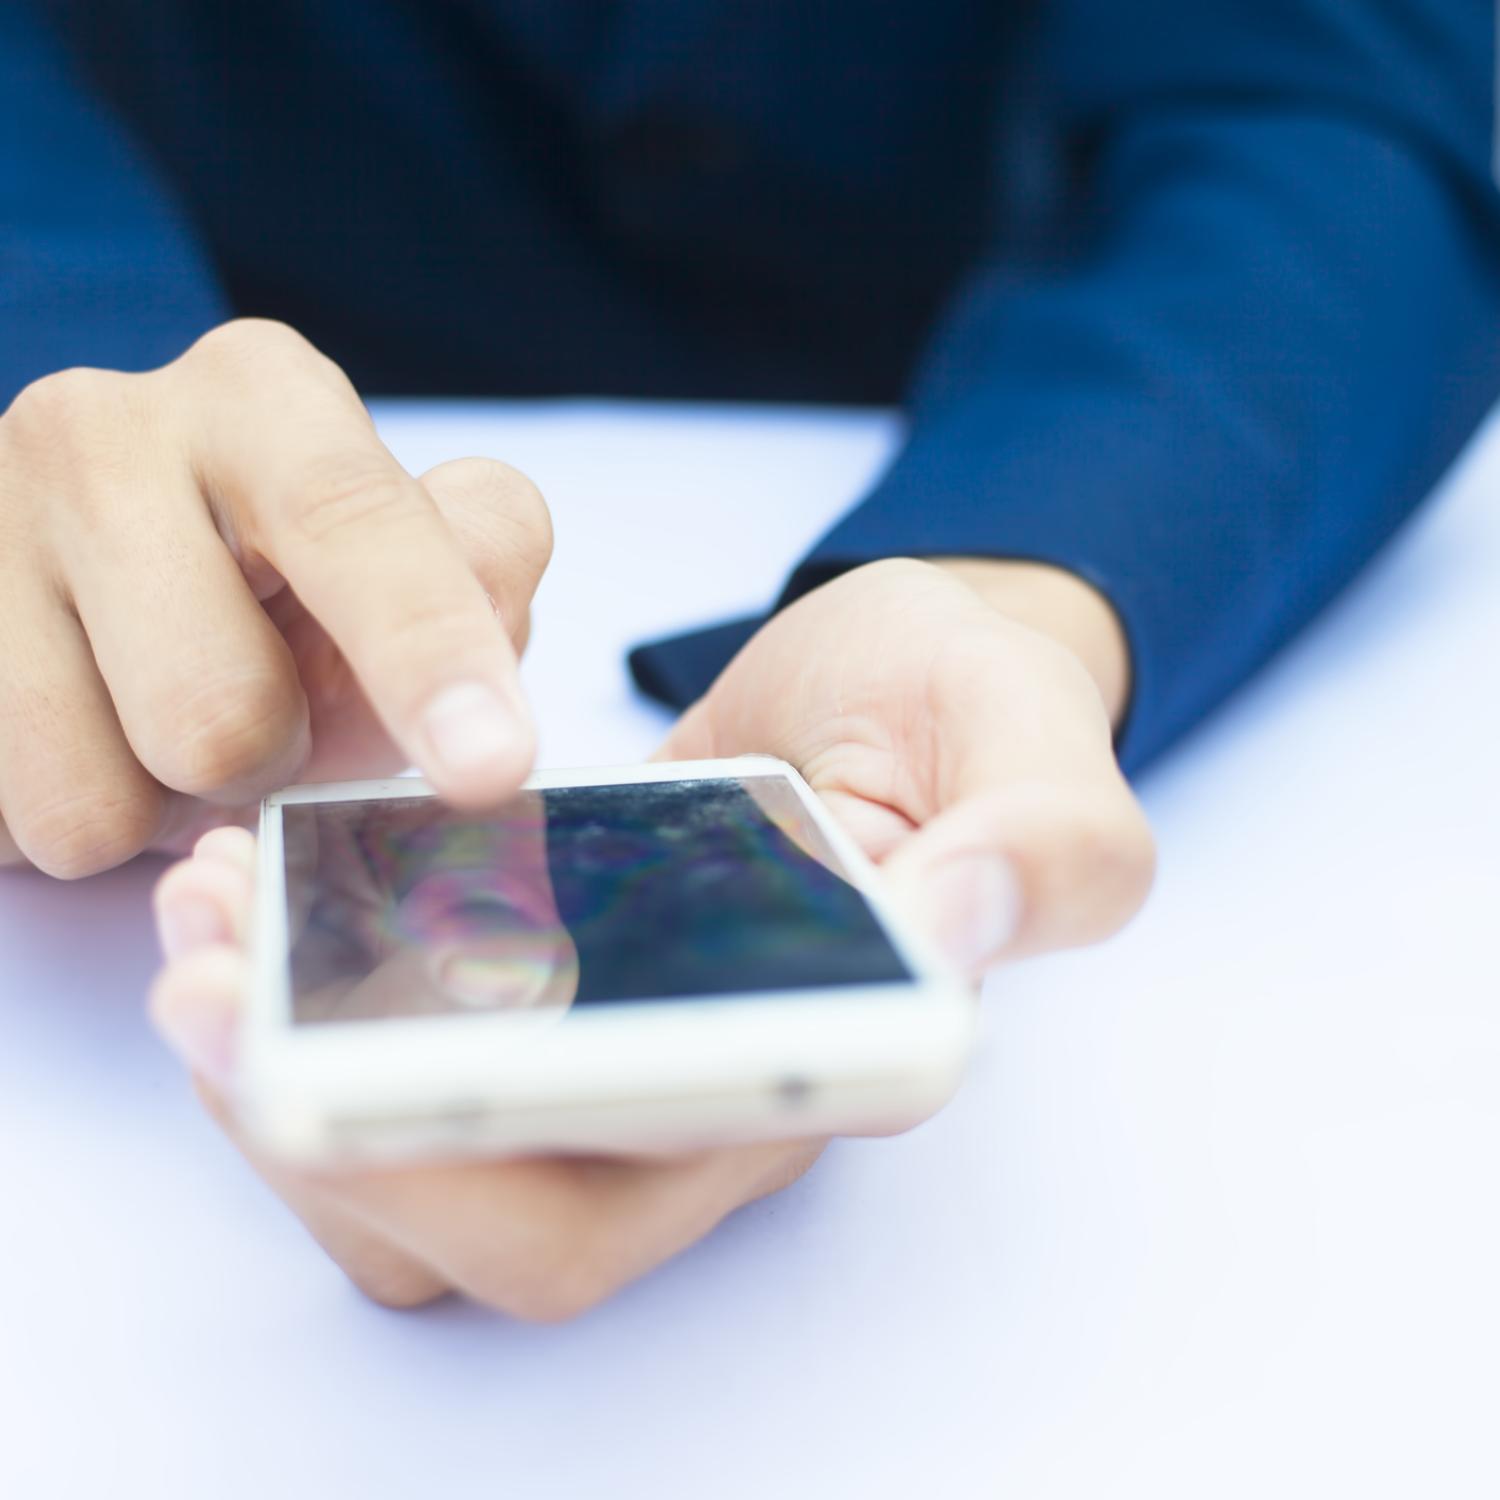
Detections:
[926, 557, 1132, 728]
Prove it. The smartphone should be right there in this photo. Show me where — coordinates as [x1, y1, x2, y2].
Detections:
[242, 756, 975, 1165]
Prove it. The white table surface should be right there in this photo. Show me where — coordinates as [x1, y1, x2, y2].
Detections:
[2, 399, 1496, 1499]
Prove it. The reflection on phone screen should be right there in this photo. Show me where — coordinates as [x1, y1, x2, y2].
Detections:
[282, 777, 911, 1025]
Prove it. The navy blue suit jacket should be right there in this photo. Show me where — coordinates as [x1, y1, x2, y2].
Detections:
[7, 2, 1500, 770]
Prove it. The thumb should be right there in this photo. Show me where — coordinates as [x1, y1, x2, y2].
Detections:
[149, 827, 256, 1086]
[882, 771, 1156, 976]
[149, 945, 246, 1090]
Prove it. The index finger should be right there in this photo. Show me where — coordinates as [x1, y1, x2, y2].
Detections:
[188, 326, 535, 806]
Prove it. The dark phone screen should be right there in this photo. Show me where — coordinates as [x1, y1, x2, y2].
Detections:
[282, 777, 912, 1025]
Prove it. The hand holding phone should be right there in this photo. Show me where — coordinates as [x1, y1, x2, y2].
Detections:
[149, 758, 973, 1316]
[0, 321, 552, 879]
[244, 757, 972, 1163]
[149, 559, 1155, 1318]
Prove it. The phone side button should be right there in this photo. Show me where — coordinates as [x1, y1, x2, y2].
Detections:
[774, 1075, 814, 1110]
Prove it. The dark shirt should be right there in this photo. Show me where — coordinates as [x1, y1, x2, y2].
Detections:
[7, 2, 1500, 768]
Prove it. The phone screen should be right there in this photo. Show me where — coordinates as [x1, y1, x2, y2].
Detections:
[281, 777, 912, 1025]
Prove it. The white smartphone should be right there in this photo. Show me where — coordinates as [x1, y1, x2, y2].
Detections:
[242, 756, 975, 1165]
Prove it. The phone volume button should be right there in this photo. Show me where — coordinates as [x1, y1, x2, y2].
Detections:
[775, 1075, 814, 1109]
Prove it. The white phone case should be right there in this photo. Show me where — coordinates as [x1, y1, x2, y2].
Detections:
[241, 756, 976, 1165]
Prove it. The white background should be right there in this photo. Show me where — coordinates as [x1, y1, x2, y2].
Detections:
[1, 400, 1496, 1498]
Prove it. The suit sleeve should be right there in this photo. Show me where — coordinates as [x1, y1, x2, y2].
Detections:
[0, 5, 227, 406]
[630, 0, 1500, 773]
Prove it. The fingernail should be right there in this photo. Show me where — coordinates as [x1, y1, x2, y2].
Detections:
[421, 681, 517, 778]
[928, 854, 1023, 974]
[157, 894, 228, 961]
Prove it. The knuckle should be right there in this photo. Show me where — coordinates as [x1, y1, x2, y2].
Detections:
[1, 369, 160, 542]
[159, 669, 303, 796]
[457, 1223, 614, 1324]
[497, 1261, 612, 1324]
[286, 458, 417, 546]
[3, 367, 120, 439]
[345, 1261, 448, 1311]
[857, 556, 937, 587]
[13, 785, 157, 879]
[189, 317, 314, 369]
[842, 556, 944, 606]
[184, 320, 354, 403]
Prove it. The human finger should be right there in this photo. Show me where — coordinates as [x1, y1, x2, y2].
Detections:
[258, 455, 554, 788]
[181, 321, 540, 807]
[150, 944, 449, 1309]
[0, 572, 166, 878]
[152, 831, 257, 962]
[308, 1137, 826, 1322]
[199, 1073, 451, 1309]
[882, 631, 1155, 970]
[149, 880, 820, 1319]
[53, 407, 311, 804]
